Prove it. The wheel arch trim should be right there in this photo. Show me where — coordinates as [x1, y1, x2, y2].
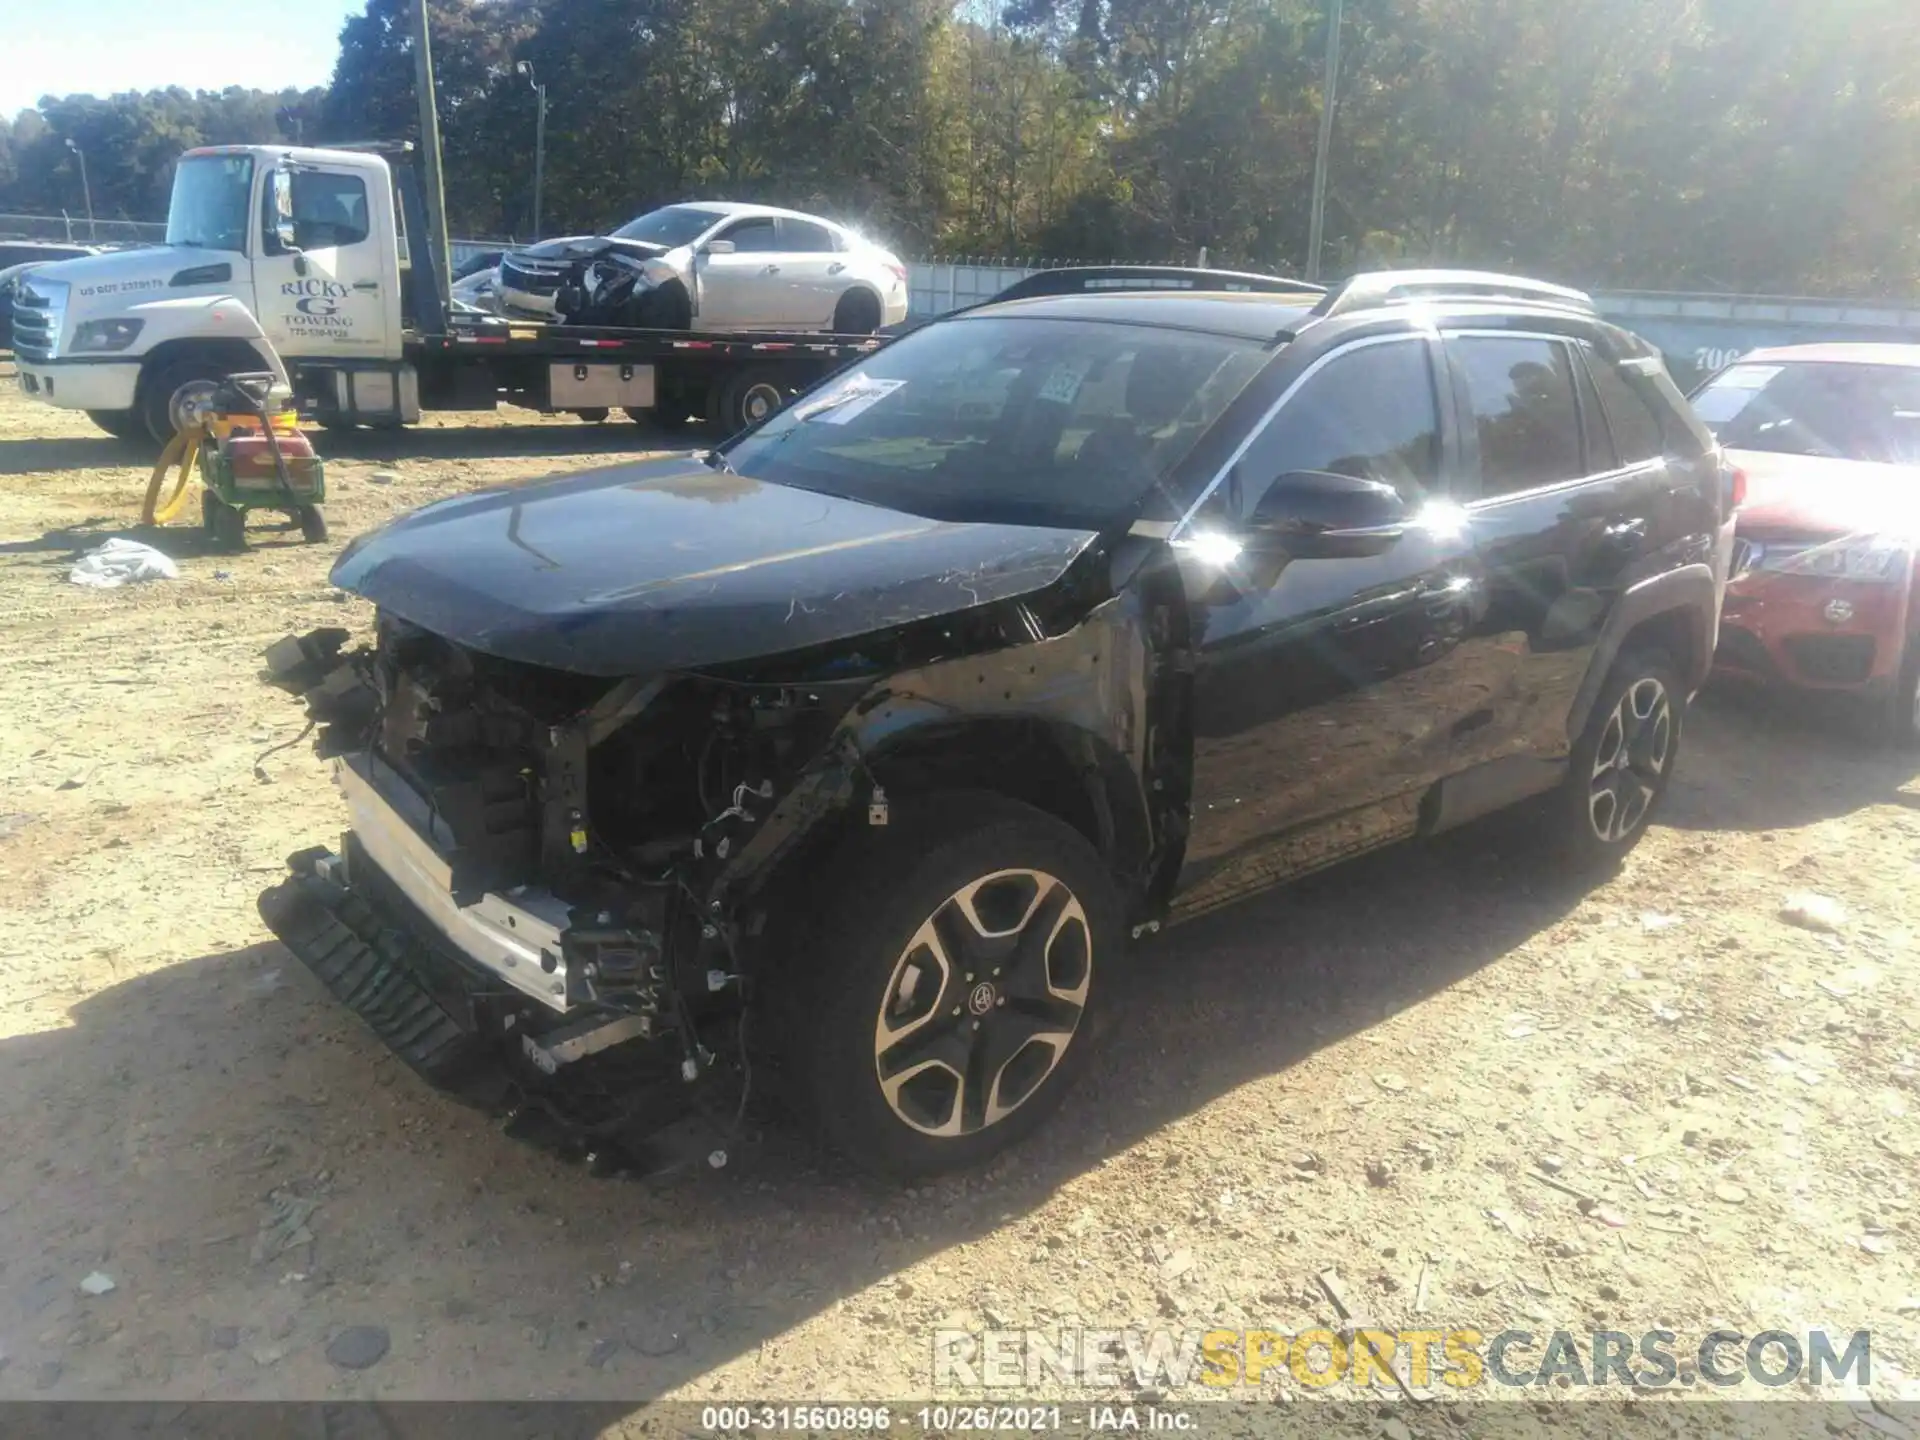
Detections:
[1565, 562, 1717, 742]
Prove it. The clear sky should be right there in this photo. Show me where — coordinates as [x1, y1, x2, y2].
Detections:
[3, 0, 362, 118]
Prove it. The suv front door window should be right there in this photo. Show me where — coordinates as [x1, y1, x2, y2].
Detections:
[1178, 335, 1489, 908]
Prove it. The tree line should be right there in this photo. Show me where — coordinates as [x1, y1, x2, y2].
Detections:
[3, 0, 1916, 296]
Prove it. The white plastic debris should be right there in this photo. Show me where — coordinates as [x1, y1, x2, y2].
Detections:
[1780, 892, 1847, 934]
[69, 539, 179, 589]
[78, 1271, 116, 1296]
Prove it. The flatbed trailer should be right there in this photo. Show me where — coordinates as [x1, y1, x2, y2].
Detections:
[10, 143, 888, 443]
[403, 315, 882, 435]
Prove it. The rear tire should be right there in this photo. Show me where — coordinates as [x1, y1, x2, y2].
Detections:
[831, 288, 883, 335]
[298, 505, 329, 543]
[1545, 647, 1683, 871]
[87, 408, 145, 441]
[770, 792, 1121, 1179]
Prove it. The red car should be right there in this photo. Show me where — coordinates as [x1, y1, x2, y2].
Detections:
[1694, 343, 1920, 741]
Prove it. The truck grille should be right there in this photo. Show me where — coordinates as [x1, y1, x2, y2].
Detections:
[11, 279, 63, 362]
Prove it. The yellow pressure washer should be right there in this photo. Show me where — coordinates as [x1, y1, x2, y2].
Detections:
[142, 373, 327, 550]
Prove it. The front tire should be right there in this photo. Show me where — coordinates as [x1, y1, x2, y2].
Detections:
[1873, 636, 1920, 748]
[776, 794, 1121, 1179]
[87, 408, 145, 441]
[634, 282, 692, 331]
[139, 356, 229, 447]
[1547, 646, 1683, 870]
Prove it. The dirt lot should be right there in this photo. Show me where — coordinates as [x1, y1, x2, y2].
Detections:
[0, 377, 1917, 1427]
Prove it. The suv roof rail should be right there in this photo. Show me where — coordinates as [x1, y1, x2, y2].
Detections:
[1310, 268, 1595, 318]
[991, 265, 1326, 304]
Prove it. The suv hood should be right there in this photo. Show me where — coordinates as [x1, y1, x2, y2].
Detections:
[1731, 448, 1920, 539]
[331, 456, 1100, 676]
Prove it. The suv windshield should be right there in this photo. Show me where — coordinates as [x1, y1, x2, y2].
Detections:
[723, 316, 1269, 527]
[611, 206, 727, 247]
[166, 154, 254, 252]
[1693, 360, 1920, 465]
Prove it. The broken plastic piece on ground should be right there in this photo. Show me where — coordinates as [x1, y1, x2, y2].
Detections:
[69, 538, 179, 588]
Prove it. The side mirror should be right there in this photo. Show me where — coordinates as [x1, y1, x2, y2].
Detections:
[701, 239, 736, 256]
[1245, 470, 1407, 559]
[270, 169, 300, 254]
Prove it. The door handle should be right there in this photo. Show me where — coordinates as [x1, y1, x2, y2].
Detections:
[828, 262, 846, 275]
[352, 280, 379, 292]
[762, 264, 781, 275]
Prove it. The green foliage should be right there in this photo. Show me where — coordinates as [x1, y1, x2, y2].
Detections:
[1, 0, 1915, 294]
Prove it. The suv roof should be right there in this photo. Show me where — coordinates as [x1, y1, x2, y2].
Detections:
[966, 290, 1321, 341]
[969, 265, 1606, 344]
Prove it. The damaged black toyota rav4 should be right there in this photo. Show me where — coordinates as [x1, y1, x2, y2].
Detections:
[259, 268, 1730, 1179]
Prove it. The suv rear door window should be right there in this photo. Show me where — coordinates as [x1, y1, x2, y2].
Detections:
[1227, 338, 1442, 515]
[1453, 335, 1584, 497]
[1586, 349, 1667, 465]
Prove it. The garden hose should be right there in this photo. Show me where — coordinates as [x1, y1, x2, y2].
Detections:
[142, 424, 206, 525]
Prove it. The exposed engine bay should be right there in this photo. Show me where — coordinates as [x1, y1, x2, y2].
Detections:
[254, 545, 1173, 1174]
[499, 240, 677, 328]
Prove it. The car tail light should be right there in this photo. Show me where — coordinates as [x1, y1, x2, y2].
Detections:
[1720, 458, 1747, 516]
[885, 263, 908, 287]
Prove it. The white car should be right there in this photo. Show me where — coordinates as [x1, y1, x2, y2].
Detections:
[495, 202, 909, 335]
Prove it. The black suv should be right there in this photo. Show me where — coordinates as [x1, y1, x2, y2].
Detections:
[258, 268, 1728, 1178]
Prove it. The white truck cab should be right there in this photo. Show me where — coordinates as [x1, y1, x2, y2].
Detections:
[13, 145, 416, 442]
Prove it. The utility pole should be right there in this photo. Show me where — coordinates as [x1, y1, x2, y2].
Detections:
[516, 61, 547, 239]
[1305, 0, 1344, 283]
[410, 0, 453, 302]
[65, 139, 95, 243]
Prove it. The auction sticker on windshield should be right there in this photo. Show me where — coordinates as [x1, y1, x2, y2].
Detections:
[794, 376, 906, 426]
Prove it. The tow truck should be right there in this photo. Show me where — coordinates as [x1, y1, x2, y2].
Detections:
[9, 142, 884, 445]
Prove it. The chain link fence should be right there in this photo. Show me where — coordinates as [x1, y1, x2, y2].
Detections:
[0, 212, 167, 246]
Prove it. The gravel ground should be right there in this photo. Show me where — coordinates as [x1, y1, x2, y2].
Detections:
[0, 378, 1916, 1432]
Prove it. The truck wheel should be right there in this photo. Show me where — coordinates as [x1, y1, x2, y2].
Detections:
[140, 357, 230, 446]
[1546, 647, 1683, 870]
[713, 367, 789, 438]
[573, 408, 611, 424]
[831, 288, 883, 335]
[87, 409, 145, 442]
[773, 793, 1121, 1179]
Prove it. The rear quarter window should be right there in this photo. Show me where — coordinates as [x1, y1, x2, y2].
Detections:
[1586, 349, 1668, 465]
